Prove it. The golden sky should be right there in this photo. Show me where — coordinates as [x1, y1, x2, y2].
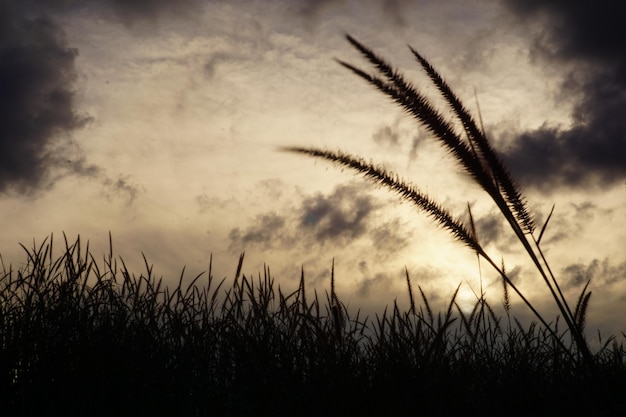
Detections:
[1, 0, 625, 337]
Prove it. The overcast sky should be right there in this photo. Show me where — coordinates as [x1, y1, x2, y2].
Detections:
[1, 0, 625, 337]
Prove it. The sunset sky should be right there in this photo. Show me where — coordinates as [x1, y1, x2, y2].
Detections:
[1, 0, 625, 337]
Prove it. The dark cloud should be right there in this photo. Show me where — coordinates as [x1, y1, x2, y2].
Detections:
[503, 1, 626, 63]
[294, 0, 344, 20]
[11, 1, 78, 16]
[356, 271, 391, 298]
[229, 212, 287, 248]
[100, 0, 205, 26]
[563, 259, 601, 289]
[562, 258, 626, 290]
[475, 212, 504, 247]
[0, 5, 89, 194]
[196, 192, 230, 215]
[17, 0, 206, 25]
[295, 0, 411, 27]
[0, 0, 212, 196]
[227, 182, 410, 265]
[299, 183, 379, 243]
[370, 218, 410, 256]
[381, 0, 411, 26]
[500, 1, 626, 190]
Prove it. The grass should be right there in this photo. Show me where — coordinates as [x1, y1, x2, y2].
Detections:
[1, 35, 625, 416]
[283, 34, 599, 370]
[280, 34, 626, 414]
[0, 234, 625, 416]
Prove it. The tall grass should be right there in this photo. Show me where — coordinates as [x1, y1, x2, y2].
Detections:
[1, 234, 625, 416]
[283, 34, 596, 369]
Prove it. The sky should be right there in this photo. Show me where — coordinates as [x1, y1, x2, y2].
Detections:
[1, 0, 625, 338]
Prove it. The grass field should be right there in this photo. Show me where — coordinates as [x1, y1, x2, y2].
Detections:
[0, 234, 625, 416]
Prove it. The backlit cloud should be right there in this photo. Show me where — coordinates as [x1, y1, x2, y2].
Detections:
[228, 182, 410, 263]
[562, 258, 626, 290]
[500, 0, 626, 191]
[299, 183, 378, 243]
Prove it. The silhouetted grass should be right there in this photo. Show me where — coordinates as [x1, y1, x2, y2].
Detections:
[283, 34, 601, 374]
[277, 34, 626, 416]
[1, 235, 625, 416]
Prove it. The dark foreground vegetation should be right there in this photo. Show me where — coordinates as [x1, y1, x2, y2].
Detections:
[0, 235, 625, 417]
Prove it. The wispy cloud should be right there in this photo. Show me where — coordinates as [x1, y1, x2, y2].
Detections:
[102, 175, 144, 205]
[372, 124, 401, 148]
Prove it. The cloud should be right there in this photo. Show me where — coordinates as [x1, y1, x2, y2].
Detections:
[294, 0, 413, 27]
[102, 175, 144, 205]
[196, 192, 228, 215]
[204, 52, 236, 79]
[372, 124, 401, 148]
[371, 116, 427, 167]
[500, 1, 626, 191]
[356, 270, 391, 298]
[370, 218, 410, 256]
[229, 212, 288, 249]
[203, 48, 260, 81]
[227, 182, 409, 264]
[503, 1, 625, 63]
[22, 0, 207, 25]
[381, 0, 411, 26]
[475, 211, 504, 247]
[561, 258, 626, 290]
[0, 0, 214, 196]
[299, 182, 379, 243]
[294, 0, 344, 20]
[504, 264, 522, 285]
[0, 6, 89, 194]
[231, 183, 380, 249]
[100, 0, 206, 26]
